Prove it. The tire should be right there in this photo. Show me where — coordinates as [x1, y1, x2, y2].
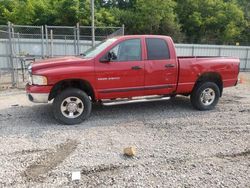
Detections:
[190, 82, 220, 111]
[53, 88, 92, 125]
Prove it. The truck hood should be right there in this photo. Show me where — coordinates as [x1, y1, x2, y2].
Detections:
[31, 56, 92, 71]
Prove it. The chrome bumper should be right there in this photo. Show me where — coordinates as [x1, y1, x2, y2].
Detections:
[27, 93, 49, 103]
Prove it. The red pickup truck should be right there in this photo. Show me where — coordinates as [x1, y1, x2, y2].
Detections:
[26, 35, 240, 124]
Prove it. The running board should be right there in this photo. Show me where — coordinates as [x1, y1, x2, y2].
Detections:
[101, 95, 171, 106]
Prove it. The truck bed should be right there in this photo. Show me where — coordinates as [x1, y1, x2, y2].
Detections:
[176, 56, 240, 94]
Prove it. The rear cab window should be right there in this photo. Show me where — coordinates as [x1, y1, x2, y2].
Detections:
[146, 38, 170, 60]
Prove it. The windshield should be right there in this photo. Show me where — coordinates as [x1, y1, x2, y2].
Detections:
[83, 38, 118, 58]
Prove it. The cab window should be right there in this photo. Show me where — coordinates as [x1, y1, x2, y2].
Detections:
[108, 39, 141, 61]
[146, 38, 170, 60]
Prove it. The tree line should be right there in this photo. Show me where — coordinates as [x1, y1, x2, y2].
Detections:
[0, 0, 249, 45]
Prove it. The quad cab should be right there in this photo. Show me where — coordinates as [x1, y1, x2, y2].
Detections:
[26, 35, 240, 124]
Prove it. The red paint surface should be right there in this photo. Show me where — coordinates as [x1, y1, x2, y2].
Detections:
[27, 35, 240, 100]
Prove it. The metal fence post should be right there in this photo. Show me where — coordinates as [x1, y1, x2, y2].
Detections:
[45, 25, 48, 57]
[245, 48, 249, 70]
[192, 45, 195, 56]
[218, 47, 222, 56]
[64, 36, 67, 56]
[91, 0, 95, 47]
[73, 27, 77, 55]
[17, 33, 21, 55]
[50, 29, 53, 57]
[12, 26, 19, 87]
[11, 25, 17, 58]
[41, 26, 44, 58]
[76, 23, 80, 55]
[7, 22, 15, 86]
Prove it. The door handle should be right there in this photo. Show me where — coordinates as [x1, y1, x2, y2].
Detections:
[165, 64, 175, 68]
[131, 66, 142, 70]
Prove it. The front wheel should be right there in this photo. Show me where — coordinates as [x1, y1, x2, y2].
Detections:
[53, 88, 92, 125]
[190, 82, 220, 110]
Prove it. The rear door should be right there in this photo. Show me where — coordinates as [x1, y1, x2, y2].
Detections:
[144, 37, 178, 95]
[95, 38, 145, 99]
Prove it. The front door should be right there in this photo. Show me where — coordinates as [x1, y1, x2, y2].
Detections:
[95, 38, 145, 99]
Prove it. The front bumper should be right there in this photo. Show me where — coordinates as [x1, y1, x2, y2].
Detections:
[27, 93, 49, 103]
[26, 84, 52, 103]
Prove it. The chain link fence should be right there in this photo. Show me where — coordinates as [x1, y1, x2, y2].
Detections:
[0, 25, 13, 88]
[0, 22, 124, 88]
[1, 22, 249, 89]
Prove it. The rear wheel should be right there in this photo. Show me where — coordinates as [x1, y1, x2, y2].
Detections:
[190, 82, 220, 110]
[53, 88, 92, 125]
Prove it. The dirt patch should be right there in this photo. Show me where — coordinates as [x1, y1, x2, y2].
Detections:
[13, 149, 49, 155]
[81, 163, 136, 175]
[23, 139, 79, 182]
[239, 109, 250, 113]
[216, 150, 250, 159]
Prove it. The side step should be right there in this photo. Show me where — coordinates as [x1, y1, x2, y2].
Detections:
[101, 95, 171, 106]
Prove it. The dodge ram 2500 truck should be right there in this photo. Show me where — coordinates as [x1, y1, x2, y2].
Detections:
[26, 35, 240, 125]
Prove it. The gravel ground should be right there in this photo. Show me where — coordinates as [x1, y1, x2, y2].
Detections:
[0, 73, 249, 187]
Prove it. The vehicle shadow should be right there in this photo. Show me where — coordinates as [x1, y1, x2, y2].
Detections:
[0, 96, 216, 136]
[91, 96, 193, 119]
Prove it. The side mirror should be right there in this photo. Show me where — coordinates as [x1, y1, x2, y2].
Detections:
[109, 51, 117, 61]
[99, 54, 110, 63]
[100, 52, 117, 63]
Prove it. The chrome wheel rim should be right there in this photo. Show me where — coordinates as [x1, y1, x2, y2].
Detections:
[200, 88, 215, 106]
[60, 97, 84, 118]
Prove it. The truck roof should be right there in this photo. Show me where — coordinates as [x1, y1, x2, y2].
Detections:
[112, 35, 172, 40]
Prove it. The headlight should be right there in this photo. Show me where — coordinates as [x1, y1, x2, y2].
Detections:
[28, 64, 32, 74]
[32, 75, 48, 85]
